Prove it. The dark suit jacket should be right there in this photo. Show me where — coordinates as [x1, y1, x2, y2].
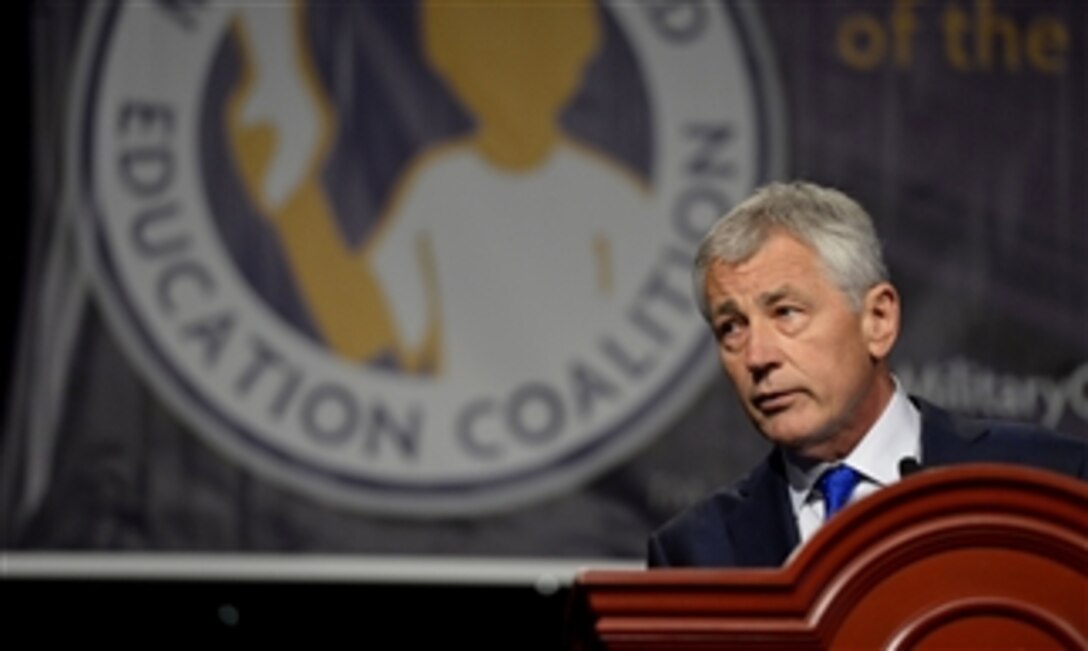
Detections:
[647, 399, 1088, 568]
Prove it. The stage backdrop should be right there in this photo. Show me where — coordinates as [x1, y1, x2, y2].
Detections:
[3, 0, 1084, 564]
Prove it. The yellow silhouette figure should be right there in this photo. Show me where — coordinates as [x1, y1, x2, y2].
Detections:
[420, 0, 600, 170]
[227, 0, 615, 373]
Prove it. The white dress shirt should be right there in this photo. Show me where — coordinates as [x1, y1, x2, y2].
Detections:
[785, 381, 922, 544]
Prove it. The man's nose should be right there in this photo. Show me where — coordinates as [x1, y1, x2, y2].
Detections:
[743, 318, 781, 380]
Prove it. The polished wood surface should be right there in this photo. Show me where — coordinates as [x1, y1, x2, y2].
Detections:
[574, 464, 1088, 650]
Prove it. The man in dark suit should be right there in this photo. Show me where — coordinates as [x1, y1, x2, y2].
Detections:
[647, 181, 1087, 569]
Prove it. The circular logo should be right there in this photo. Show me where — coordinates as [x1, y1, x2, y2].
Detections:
[71, 1, 784, 515]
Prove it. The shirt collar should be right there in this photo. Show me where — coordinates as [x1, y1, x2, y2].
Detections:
[784, 378, 921, 513]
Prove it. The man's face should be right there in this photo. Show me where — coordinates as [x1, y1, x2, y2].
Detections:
[703, 231, 897, 459]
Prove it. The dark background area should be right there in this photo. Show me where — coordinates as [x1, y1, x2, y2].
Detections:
[3, 1, 30, 414]
[7, 578, 575, 644]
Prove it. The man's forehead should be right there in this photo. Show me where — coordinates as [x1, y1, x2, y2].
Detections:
[705, 246, 819, 290]
[702, 236, 832, 306]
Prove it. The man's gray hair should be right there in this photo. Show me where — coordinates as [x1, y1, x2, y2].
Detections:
[693, 181, 888, 319]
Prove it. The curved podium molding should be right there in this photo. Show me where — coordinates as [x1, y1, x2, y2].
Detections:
[573, 464, 1088, 650]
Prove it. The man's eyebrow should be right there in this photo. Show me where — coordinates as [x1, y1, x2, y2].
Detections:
[712, 299, 740, 318]
[757, 285, 800, 307]
[711, 285, 804, 317]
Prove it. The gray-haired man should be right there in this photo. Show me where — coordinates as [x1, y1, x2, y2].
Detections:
[648, 181, 1087, 568]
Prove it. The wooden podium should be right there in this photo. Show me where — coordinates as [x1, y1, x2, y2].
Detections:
[573, 464, 1088, 650]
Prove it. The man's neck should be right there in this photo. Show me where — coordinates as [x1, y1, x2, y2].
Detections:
[793, 371, 897, 463]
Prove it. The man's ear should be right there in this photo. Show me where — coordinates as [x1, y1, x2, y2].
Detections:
[862, 282, 900, 360]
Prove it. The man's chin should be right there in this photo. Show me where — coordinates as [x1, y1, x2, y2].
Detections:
[758, 418, 835, 458]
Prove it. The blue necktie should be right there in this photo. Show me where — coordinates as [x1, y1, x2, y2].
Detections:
[818, 465, 860, 520]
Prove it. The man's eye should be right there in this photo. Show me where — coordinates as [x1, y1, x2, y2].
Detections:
[716, 320, 742, 341]
[774, 305, 809, 332]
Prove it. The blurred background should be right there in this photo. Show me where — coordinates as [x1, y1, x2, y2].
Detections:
[3, 0, 1084, 642]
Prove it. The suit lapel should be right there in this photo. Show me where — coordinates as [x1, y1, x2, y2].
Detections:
[917, 397, 982, 467]
[724, 453, 799, 567]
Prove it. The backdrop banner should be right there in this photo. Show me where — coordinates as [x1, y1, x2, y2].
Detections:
[3, 0, 1084, 564]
